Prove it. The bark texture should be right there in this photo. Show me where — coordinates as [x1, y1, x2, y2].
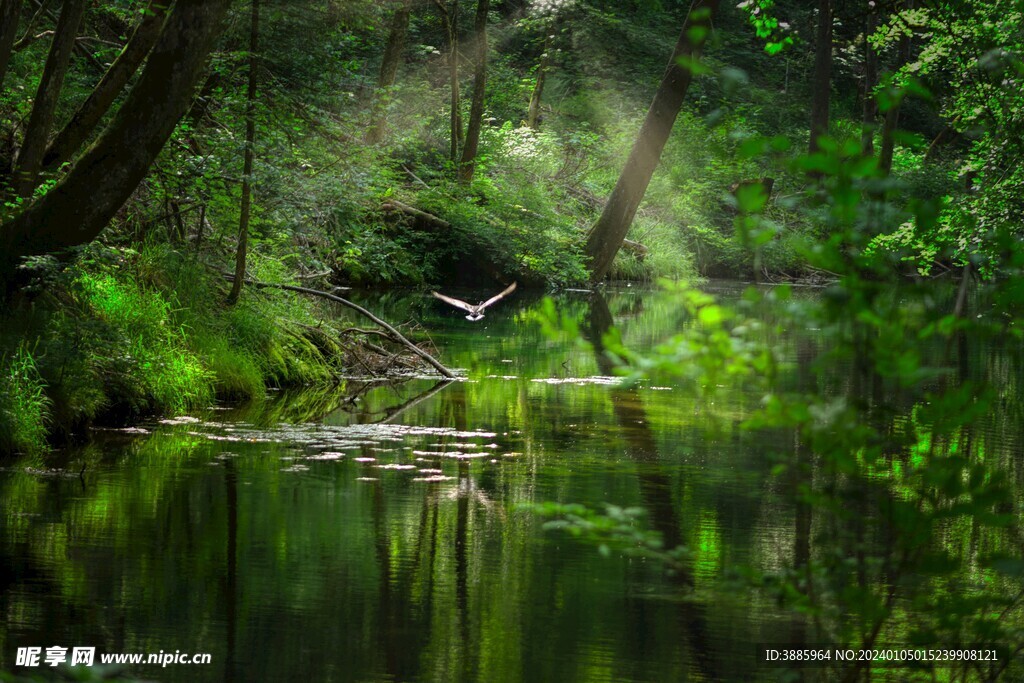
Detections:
[12, 0, 86, 196]
[583, 0, 720, 282]
[808, 0, 832, 155]
[458, 0, 489, 183]
[0, 0, 231, 279]
[43, 0, 169, 170]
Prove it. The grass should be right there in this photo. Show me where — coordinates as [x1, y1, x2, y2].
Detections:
[0, 244, 343, 455]
[0, 347, 51, 456]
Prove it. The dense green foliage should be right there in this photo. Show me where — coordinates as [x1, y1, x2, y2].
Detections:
[535, 101, 1024, 679]
[0, 2, 1023, 678]
[4, 0, 1018, 297]
[0, 245, 346, 451]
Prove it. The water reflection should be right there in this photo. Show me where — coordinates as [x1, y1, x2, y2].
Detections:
[0, 283, 1020, 682]
[586, 292, 718, 679]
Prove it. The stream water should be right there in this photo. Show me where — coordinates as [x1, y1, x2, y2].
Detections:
[1, 282, 1021, 682]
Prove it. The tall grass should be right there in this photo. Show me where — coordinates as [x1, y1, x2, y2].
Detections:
[0, 347, 51, 455]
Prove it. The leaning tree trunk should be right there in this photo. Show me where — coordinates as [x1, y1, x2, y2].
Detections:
[0, 0, 22, 93]
[879, 0, 913, 174]
[808, 0, 832, 155]
[584, 0, 720, 283]
[12, 0, 86, 197]
[0, 0, 232, 283]
[527, 31, 553, 129]
[458, 0, 489, 183]
[227, 0, 260, 306]
[861, 2, 878, 155]
[43, 0, 169, 170]
[366, 0, 412, 144]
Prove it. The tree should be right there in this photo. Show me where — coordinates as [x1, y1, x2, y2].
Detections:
[0, 0, 22, 93]
[42, 0, 170, 171]
[366, 0, 412, 144]
[583, 0, 720, 282]
[0, 0, 232, 282]
[227, 0, 260, 306]
[861, 1, 878, 155]
[11, 0, 86, 197]
[434, 0, 462, 164]
[526, 31, 552, 129]
[808, 0, 832, 155]
[522, 0, 576, 130]
[879, 0, 913, 174]
[458, 0, 490, 183]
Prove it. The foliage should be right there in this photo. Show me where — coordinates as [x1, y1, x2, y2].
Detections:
[533, 122, 1024, 677]
[0, 346, 51, 456]
[0, 243, 350, 449]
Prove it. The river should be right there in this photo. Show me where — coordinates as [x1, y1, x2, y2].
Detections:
[1, 282, 1021, 682]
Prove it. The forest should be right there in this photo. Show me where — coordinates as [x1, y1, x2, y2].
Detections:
[0, 0, 1023, 681]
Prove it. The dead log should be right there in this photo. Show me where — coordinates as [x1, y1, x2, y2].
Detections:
[381, 199, 451, 229]
[621, 239, 648, 261]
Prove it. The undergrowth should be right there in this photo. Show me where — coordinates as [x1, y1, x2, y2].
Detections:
[0, 244, 342, 454]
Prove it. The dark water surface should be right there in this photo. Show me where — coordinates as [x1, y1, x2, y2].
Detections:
[1, 283, 1019, 682]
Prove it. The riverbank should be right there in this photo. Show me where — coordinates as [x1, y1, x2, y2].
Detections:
[0, 243, 436, 456]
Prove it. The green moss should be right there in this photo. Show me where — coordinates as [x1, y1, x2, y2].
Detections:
[0, 246, 344, 453]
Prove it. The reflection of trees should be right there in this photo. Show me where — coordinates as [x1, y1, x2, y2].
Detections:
[585, 292, 717, 680]
[224, 458, 237, 683]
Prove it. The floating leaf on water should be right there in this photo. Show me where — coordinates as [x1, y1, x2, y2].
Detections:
[159, 416, 201, 425]
[307, 452, 346, 460]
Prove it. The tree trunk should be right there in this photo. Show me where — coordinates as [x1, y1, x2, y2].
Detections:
[861, 3, 877, 155]
[12, 0, 86, 197]
[42, 0, 169, 171]
[808, 0, 832, 155]
[436, 0, 462, 164]
[0, 0, 231, 282]
[0, 0, 22, 93]
[526, 32, 552, 129]
[584, 0, 719, 283]
[366, 0, 412, 144]
[227, 0, 260, 306]
[879, 0, 913, 174]
[458, 0, 489, 183]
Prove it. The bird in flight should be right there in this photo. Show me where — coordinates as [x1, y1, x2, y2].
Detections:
[432, 282, 517, 321]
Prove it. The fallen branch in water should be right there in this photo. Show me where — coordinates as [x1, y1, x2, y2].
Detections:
[222, 274, 456, 378]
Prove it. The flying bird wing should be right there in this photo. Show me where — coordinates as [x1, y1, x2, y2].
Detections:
[480, 281, 517, 310]
[432, 291, 476, 313]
